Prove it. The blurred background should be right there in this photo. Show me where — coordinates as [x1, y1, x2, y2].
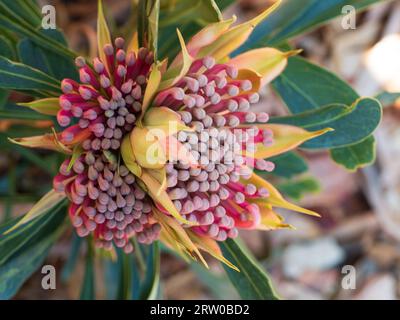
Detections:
[1, 0, 400, 299]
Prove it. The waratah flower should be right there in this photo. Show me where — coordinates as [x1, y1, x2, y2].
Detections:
[10, 0, 331, 268]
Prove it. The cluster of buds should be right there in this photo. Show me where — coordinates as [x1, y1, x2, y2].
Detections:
[154, 56, 276, 241]
[54, 151, 160, 252]
[53, 38, 160, 251]
[57, 38, 153, 151]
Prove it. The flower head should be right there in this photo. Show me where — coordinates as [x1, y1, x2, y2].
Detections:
[11, 0, 331, 269]
[152, 56, 275, 241]
[54, 151, 160, 253]
[57, 39, 154, 151]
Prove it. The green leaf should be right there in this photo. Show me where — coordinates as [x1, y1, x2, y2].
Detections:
[138, 0, 160, 58]
[0, 35, 15, 60]
[115, 249, 133, 300]
[0, 200, 67, 266]
[0, 102, 53, 120]
[0, 0, 42, 28]
[191, 263, 239, 299]
[375, 91, 400, 107]
[103, 258, 121, 300]
[80, 241, 95, 300]
[271, 55, 381, 167]
[278, 177, 320, 201]
[158, 0, 224, 61]
[0, 127, 51, 145]
[97, 0, 112, 75]
[214, 0, 235, 9]
[271, 98, 382, 149]
[67, 145, 84, 172]
[272, 56, 359, 114]
[0, 89, 9, 108]
[265, 151, 308, 179]
[61, 232, 83, 282]
[0, 216, 24, 235]
[330, 135, 376, 171]
[14, 146, 56, 175]
[236, 0, 387, 53]
[270, 103, 350, 127]
[0, 2, 76, 59]
[0, 201, 66, 299]
[0, 226, 64, 299]
[4, 189, 65, 235]
[138, 241, 160, 300]
[0, 131, 58, 175]
[0, 56, 61, 94]
[159, 0, 221, 27]
[219, 238, 279, 300]
[0, 36, 15, 107]
[17, 98, 60, 116]
[18, 30, 78, 81]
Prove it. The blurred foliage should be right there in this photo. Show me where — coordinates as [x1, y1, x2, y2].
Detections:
[220, 238, 279, 299]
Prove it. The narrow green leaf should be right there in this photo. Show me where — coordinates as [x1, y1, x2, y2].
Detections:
[80, 241, 95, 300]
[138, 0, 160, 58]
[4, 189, 65, 235]
[0, 89, 9, 108]
[103, 258, 121, 300]
[0, 128, 51, 146]
[103, 150, 118, 166]
[130, 257, 141, 300]
[138, 241, 160, 300]
[0, 102, 53, 120]
[117, 250, 129, 300]
[22, 0, 43, 22]
[272, 56, 358, 114]
[0, 57, 61, 94]
[0, 223, 64, 299]
[17, 98, 60, 116]
[97, 0, 112, 73]
[0, 35, 15, 60]
[375, 91, 400, 107]
[236, 0, 388, 53]
[158, 0, 223, 60]
[0, 23, 15, 74]
[148, 0, 160, 59]
[138, 0, 147, 49]
[67, 145, 83, 172]
[0, 0, 42, 27]
[0, 2, 76, 59]
[214, 0, 235, 8]
[61, 232, 83, 282]
[219, 238, 279, 300]
[18, 30, 78, 81]
[159, 0, 221, 27]
[269, 103, 351, 127]
[0, 200, 67, 266]
[330, 135, 376, 171]
[191, 263, 239, 299]
[0, 215, 23, 235]
[271, 98, 382, 149]
[11, 144, 56, 175]
[0, 201, 66, 299]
